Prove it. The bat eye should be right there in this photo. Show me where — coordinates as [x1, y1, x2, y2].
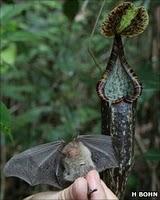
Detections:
[80, 162, 85, 166]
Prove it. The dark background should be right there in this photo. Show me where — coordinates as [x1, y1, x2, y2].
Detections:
[0, 0, 160, 199]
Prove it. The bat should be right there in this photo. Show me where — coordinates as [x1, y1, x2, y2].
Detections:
[4, 134, 118, 189]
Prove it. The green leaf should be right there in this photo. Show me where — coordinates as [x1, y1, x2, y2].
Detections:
[63, 0, 79, 21]
[143, 149, 160, 161]
[144, 149, 160, 162]
[41, 1, 61, 9]
[0, 102, 12, 136]
[1, 84, 34, 101]
[3, 31, 40, 42]
[1, 43, 16, 65]
[138, 62, 160, 103]
[127, 174, 139, 189]
[0, 3, 31, 25]
[13, 106, 52, 130]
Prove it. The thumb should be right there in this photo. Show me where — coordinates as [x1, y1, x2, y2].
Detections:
[59, 177, 88, 200]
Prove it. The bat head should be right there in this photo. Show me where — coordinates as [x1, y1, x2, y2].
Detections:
[62, 140, 81, 158]
[61, 141, 95, 182]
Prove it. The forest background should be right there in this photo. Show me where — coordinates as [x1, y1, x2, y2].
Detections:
[0, 0, 160, 199]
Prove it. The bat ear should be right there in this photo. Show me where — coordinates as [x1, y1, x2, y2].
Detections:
[57, 148, 65, 157]
[57, 148, 62, 153]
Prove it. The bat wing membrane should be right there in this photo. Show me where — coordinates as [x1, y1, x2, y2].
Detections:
[4, 141, 65, 188]
[78, 135, 118, 172]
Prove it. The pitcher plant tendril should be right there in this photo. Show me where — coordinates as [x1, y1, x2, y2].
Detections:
[96, 2, 149, 199]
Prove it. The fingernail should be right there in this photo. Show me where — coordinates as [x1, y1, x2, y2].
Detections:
[93, 170, 100, 181]
[89, 170, 100, 183]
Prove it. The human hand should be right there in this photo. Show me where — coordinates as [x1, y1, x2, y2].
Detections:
[24, 170, 118, 200]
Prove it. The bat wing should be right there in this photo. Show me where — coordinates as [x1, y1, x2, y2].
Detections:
[4, 141, 65, 188]
[78, 135, 118, 172]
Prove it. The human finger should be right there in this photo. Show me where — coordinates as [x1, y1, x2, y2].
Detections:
[101, 180, 118, 200]
[86, 170, 106, 199]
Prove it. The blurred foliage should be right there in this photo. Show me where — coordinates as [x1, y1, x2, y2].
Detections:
[63, 0, 80, 21]
[143, 149, 160, 162]
[0, 0, 159, 199]
[0, 101, 11, 136]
